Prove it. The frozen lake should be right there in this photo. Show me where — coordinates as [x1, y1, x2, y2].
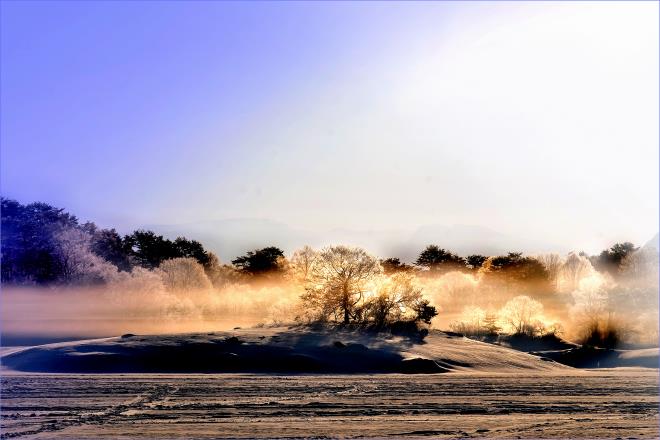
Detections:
[1, 370, 658, 439]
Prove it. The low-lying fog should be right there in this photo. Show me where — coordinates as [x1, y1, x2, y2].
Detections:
[3, 243, 657, 348]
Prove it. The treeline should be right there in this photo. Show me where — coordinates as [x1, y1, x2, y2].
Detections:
[386, 243, 640, 281]
[2, 199, 657, 345]
[1, 199, 214, 284]
[0, 198, 643, 287]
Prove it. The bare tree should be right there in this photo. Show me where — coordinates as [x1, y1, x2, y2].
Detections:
[499, 295, 544, 336]
[537, 253, 563, 291]
[559, 252, 595, 293]
[289, 246, 318, 282]
[301, 245, 382, 324]
[159, 257, 212, 291]
[364, 273, 425, 327]
[203, 252, 247, 288]
[53, 228, 116, 284]
[620, 247, 659, 287]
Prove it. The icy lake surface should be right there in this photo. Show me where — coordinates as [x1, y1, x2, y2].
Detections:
[1, 370, 658, 439]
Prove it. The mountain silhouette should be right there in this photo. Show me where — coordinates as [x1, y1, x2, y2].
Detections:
[145, 220, 560, 262]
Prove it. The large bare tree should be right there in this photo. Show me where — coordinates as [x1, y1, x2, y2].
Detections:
[301, 245, 381, 324]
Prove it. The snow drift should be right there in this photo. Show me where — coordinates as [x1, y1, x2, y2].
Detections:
[1, 327, 573, 374]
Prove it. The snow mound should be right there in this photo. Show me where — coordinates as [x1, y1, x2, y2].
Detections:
[1, 328, 571, 374]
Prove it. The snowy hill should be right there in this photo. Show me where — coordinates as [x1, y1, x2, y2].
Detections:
[2, 328, 571, 374]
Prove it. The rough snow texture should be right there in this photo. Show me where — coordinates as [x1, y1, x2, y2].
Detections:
[0, 371, 657, 439]
[403, 332, 570, 372]
[1, 329, 657, 438]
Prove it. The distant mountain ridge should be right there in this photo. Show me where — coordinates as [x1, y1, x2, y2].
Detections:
[144, 219, 563, 262]
[643, 232, 659, 251]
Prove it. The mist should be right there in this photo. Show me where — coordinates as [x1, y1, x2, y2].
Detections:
[2, 241, 657, 348]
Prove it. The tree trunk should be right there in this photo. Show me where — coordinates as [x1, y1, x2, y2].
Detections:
[342, 283, 350, 324]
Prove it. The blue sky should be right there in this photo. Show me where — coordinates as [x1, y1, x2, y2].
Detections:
[1, 1, 658, 252]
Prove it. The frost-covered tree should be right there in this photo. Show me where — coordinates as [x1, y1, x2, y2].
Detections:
[159, 257, 212, 291]
[202, 252, 246, 288]
[499, 295, 544, 336]
[363, 273, 429, 327]
[301, 245, 382, 324]
[53, 228, 117, 284]
[289, 246, 317, 282]
[1, 198, 79, 283]
[559, 252, 596, 293]
[537, 253, 563, 291]
[620, 247, 659, 287]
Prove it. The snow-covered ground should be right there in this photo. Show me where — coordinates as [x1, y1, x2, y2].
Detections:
[0, 328, 574, 374]
[1, 371, 657, 439]
[1, 328, 657, 438]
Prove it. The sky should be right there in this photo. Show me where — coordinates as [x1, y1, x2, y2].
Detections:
[1, 1, 658, 253]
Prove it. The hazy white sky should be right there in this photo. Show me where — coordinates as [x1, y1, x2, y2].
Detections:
[2, 1, 658, 252]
